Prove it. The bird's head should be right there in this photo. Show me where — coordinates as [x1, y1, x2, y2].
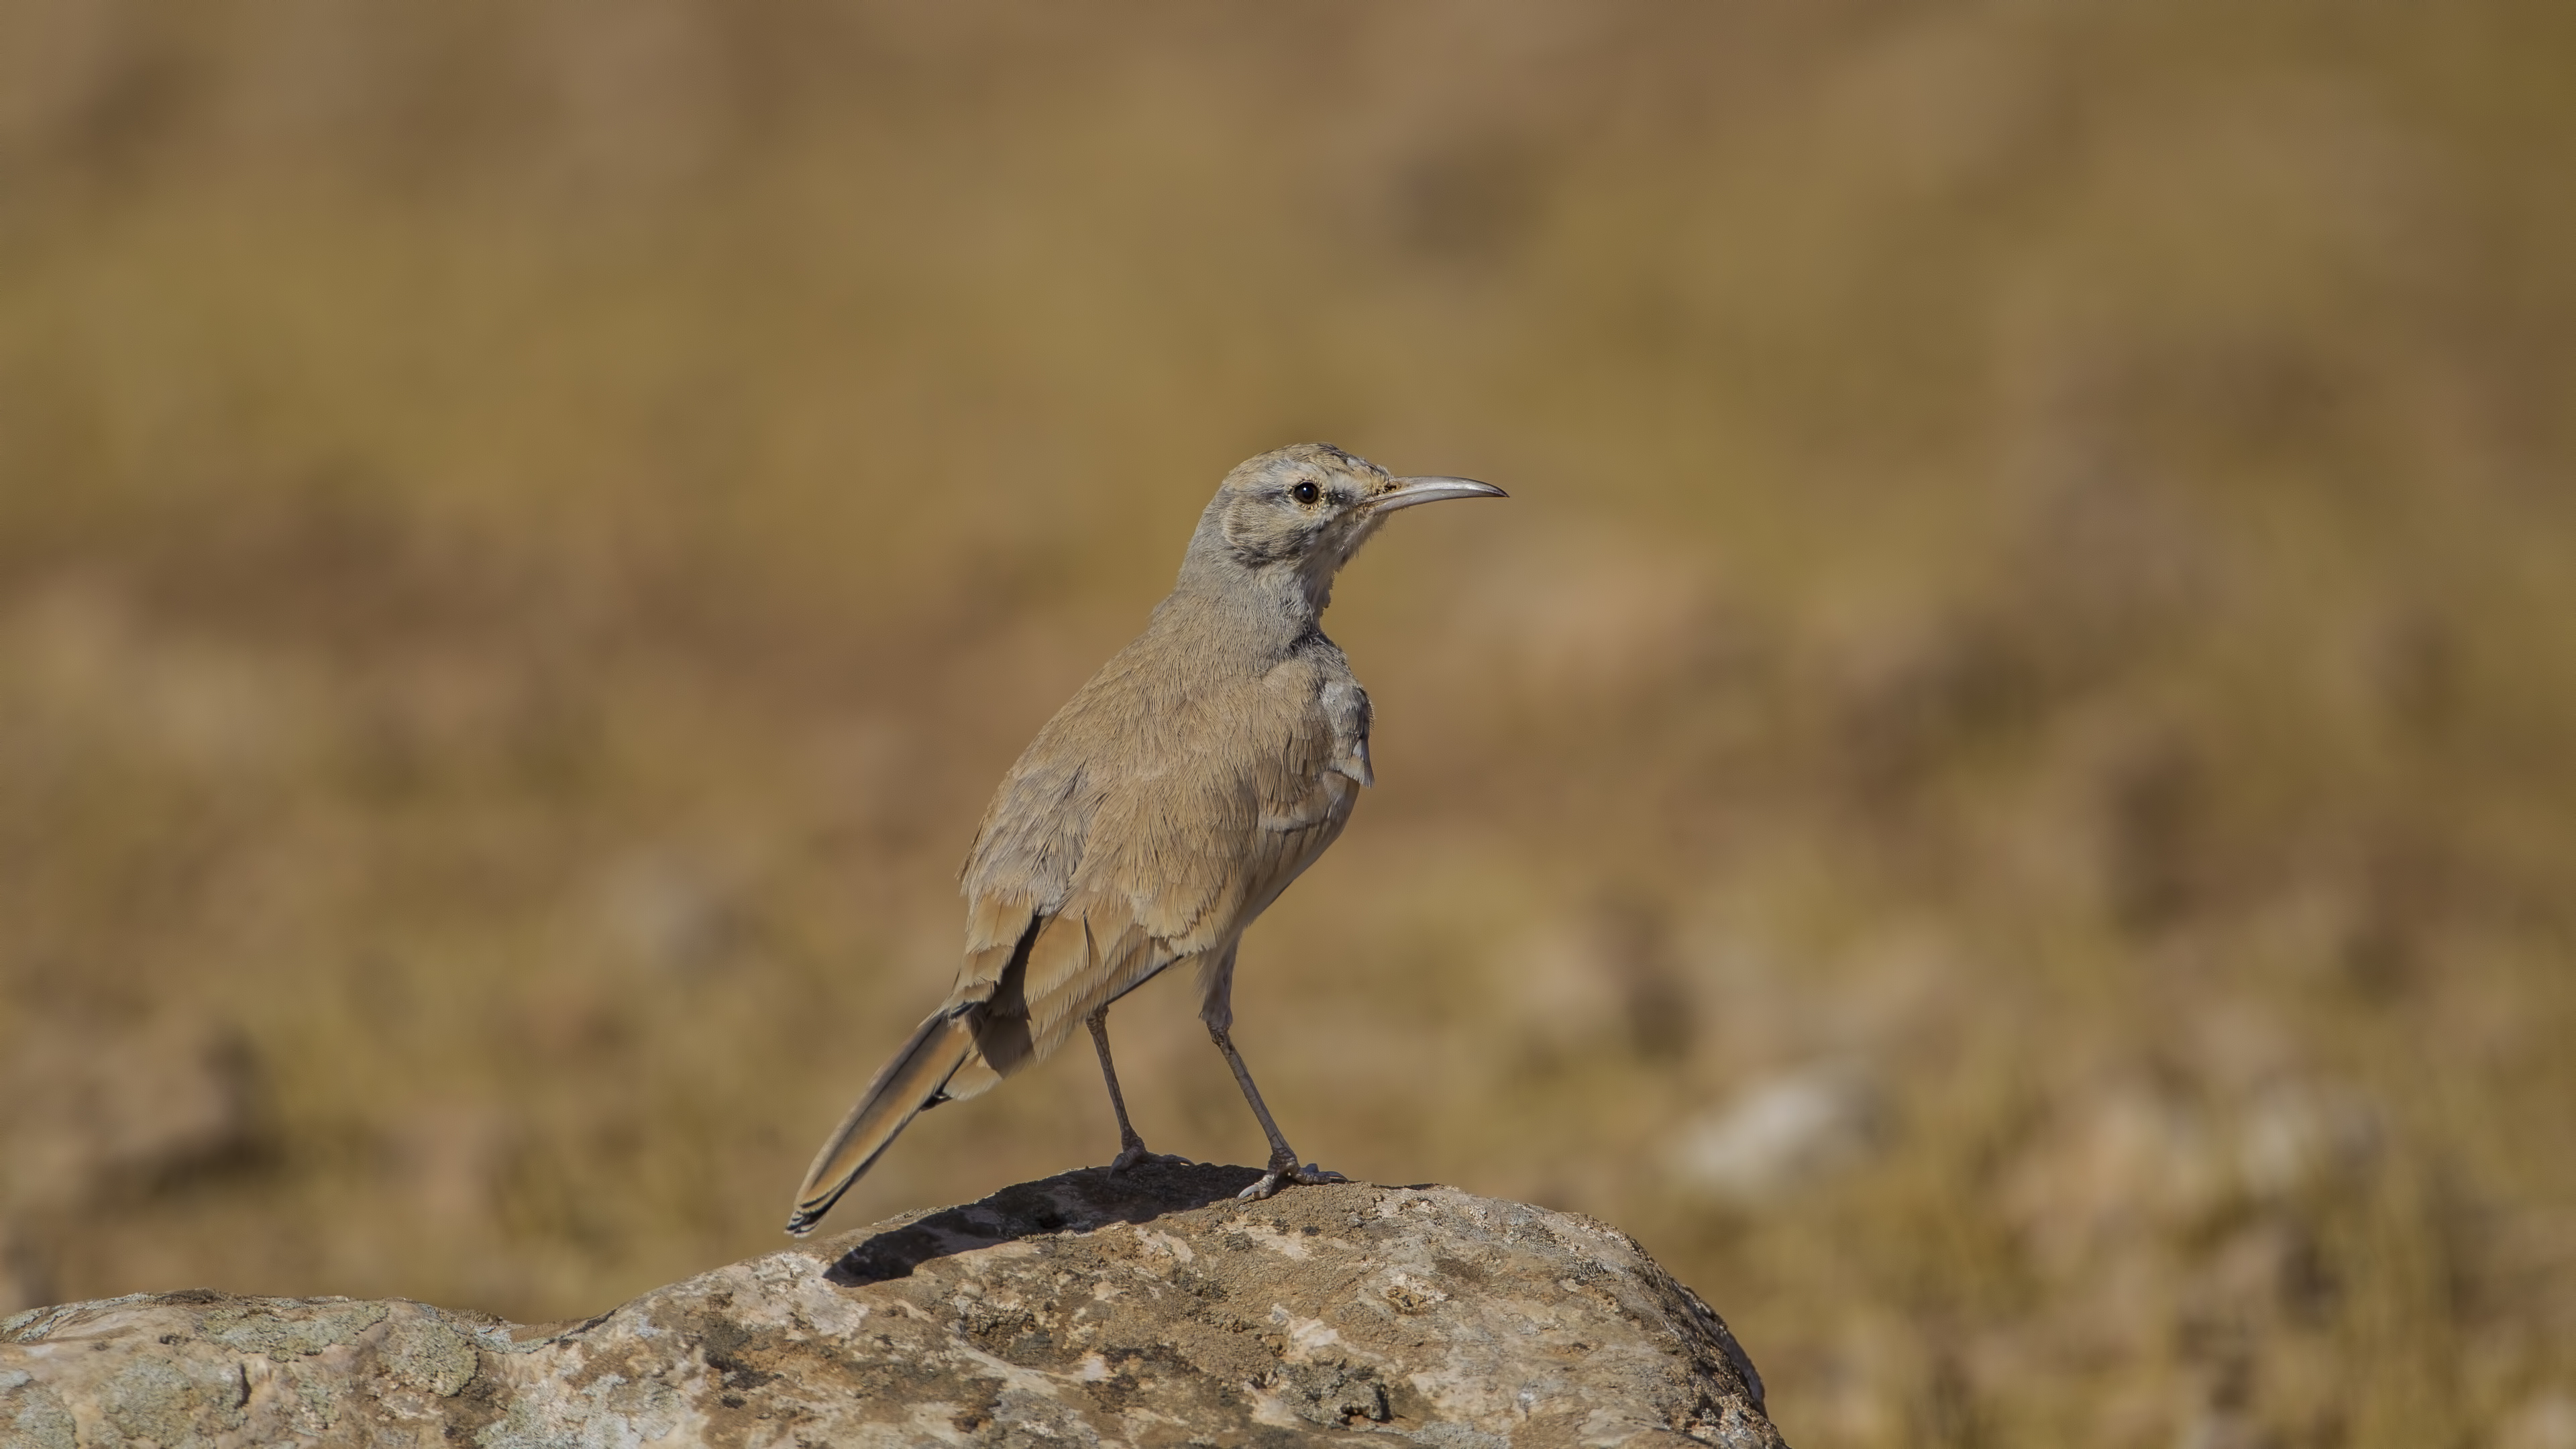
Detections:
[1179, 443, 1505, 614]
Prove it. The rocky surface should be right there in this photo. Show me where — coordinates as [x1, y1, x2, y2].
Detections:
[0, 1163, 1782, 1448]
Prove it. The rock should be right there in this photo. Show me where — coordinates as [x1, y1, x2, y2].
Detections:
[0, 1163, 1783, 1447]
[1666, 1065, 1883, 1205]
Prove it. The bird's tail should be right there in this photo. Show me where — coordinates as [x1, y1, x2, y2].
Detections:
[786, 1008, 977, 1236]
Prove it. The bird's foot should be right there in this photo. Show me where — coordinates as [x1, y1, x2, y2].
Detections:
[1236, 1161, 1348, 1201]
[1108, 1141, 1193, 1175]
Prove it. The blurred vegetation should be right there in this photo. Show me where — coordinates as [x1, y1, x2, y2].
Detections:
[2, 2, 2572, 1445]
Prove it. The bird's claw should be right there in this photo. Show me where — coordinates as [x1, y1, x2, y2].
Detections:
[1108, 1143, 1193, 1175]
[1236, 1163, 1348, 1200]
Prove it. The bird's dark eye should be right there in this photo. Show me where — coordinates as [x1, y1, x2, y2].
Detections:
[1291, 481, 1320, 506]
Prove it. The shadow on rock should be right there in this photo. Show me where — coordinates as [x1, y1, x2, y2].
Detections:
[824, 1161, 1264, 1287]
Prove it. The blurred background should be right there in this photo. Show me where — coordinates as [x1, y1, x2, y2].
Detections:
[2, 1, 2571, 1444]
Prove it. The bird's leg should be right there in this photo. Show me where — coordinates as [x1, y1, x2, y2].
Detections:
[1205, 1024, 1348, 1200]
[1087, 1008, 1189, 1173]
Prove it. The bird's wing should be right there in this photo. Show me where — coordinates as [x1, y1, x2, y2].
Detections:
[934, 658, 1246, 1094]
[936, 655, 1362, 1097]
[794, 641, 1362, 1232]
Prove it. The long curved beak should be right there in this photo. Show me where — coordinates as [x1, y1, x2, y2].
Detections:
[1373, 476, 1509, 513]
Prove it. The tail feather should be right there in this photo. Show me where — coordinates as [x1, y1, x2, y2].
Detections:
[786, 1009, 977, 1236]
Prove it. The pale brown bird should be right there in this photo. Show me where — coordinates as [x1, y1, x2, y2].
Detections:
[787, 443, 1504, 1234]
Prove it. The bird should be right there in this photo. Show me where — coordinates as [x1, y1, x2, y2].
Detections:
[786, 443, 1505, 1234]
